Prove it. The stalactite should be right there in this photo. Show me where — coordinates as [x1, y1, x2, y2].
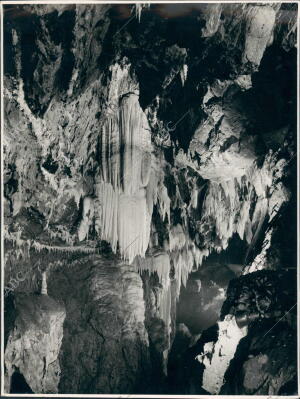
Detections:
[157, 181, 171, 223]
[5, 232, 97, 255]
[198, 154, 286, 255]
[190, 187, 198, 209]
[135, 4, 143, 22]
[169, 224, 186, 252]
[94, 79, 154, 263]
[180, 64, 188, 86]
[135, 252, 170, 283]
[158, 281, 172, 333]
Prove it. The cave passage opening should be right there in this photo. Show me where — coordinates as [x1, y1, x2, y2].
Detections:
[176, 233, 247, 335]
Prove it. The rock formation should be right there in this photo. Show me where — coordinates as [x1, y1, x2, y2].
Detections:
[3, 2, 297, 395]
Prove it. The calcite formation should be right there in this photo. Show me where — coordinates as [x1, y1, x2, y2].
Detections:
[3, 2, 297, 395]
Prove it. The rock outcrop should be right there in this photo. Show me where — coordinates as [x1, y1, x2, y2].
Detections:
[192, 270, 297, 395]
[47, 256, 151, 394]
[5, 294, 66, 393]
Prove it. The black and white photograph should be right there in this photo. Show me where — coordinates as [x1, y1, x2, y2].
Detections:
[1, 1, 299, 396]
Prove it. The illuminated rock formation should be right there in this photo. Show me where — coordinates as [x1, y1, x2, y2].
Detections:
[3, 2, 297, 395]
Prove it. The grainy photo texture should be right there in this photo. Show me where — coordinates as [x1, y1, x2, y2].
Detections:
[2, 2, 298, 396]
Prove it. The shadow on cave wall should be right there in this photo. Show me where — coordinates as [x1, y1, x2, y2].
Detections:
[10, 370, 33, 394]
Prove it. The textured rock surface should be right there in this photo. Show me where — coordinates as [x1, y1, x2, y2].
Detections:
[196, 315, 247, 394]
[4, 294, 66, 393]
[47, 255, 151, 394]
[3, 3, 297, 395]
[193, 270, 297, 395]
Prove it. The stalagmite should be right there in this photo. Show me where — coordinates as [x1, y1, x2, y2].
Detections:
[78, 197, 94, 242]
[41, 271, 48, 295]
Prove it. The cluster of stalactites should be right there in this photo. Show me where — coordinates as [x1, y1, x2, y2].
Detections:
[99, 93, 152, 194]
[135, 224, 209, 301]
[95, 182, 152, 263]
[135, 251, 171, 283]
[135, 251, 172, 344]
[200, 178, 262, 252]
[78, 85, 155, 263]
[134, 3, 151, 23]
